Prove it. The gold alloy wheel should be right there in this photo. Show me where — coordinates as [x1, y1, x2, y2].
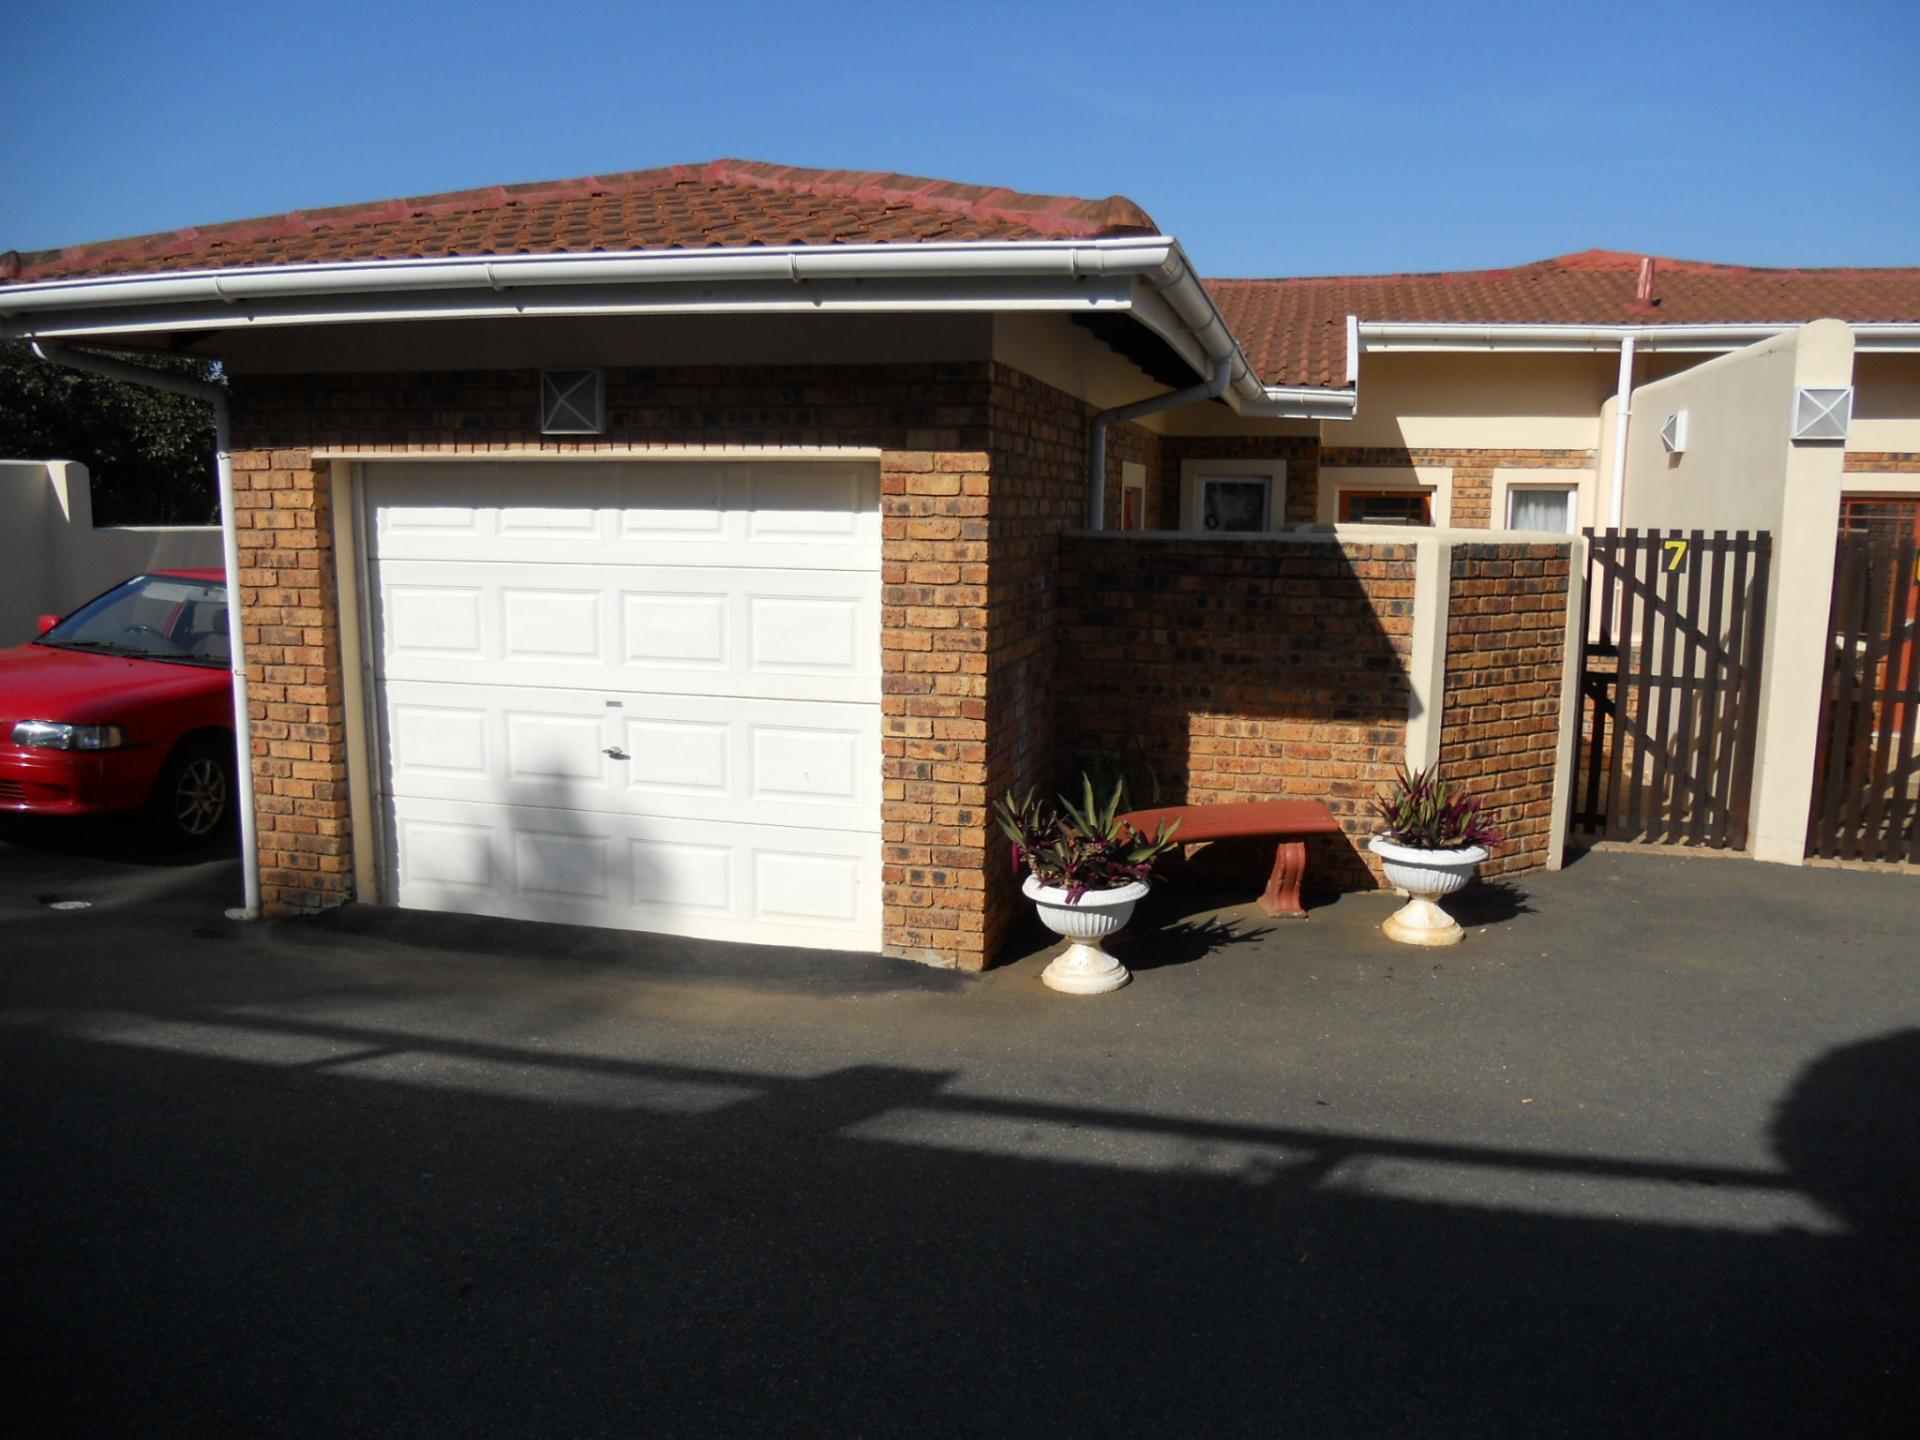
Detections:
[173, 756, 229, 837]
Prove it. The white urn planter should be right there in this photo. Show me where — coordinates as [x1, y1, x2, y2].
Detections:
[1368, 836, 1489, 947]
[1022, 874, 1150, 994]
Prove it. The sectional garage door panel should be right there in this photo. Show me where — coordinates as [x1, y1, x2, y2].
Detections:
[382, 680, 879, 832]
[373, 560, 880, 704]
[364, 460, 882, 952]
[369, 460, 880, 571]
[393, 798, 882, 947]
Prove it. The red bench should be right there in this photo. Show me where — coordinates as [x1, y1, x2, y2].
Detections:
[1119, 800, 1345, 920]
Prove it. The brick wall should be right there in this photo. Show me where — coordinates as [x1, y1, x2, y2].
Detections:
[981, 365, 1104, 954]
[230, 451, 352, 913]
[1053, 535, 1417, 890]
[1843, 452, 1920, 474]
[1160, 436, 1320, 530]
[1437, 543, 1571, 876]
[1322, 447, 1592, 528]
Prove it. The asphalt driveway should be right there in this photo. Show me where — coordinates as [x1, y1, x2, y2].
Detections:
[2, 823, 1915, 1438]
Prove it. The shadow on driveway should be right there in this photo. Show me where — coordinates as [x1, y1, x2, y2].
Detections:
[1, 847, 1915, 1436]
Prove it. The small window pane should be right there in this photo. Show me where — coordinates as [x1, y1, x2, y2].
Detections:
[1341, 490, 1432, 526]
[1203, 479, 1269, 532]
[1508, 487, 1575, 533]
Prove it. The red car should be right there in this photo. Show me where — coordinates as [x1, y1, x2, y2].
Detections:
[0, 569, 236, 843]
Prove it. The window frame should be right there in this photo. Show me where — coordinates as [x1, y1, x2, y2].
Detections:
[1178, 459, 1287, 536]
[1504, 483, 1579, 535]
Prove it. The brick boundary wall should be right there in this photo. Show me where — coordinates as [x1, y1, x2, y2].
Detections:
[1842, 452, 1920, 473]
[1437, 543, 1571, 877]
[1322, 447, 1593, 529]
[1052, 534, 1417, 892]
[1159, 436, 1320, 530]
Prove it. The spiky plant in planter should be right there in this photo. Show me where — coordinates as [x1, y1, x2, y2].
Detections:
[1369, 763, 1500, 948]
[995, 776, 1181, 903]
[993, 776, 1181, 995]
[1373, 763, 1502, 851]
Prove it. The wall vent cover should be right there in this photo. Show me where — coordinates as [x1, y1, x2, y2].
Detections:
[1660, 410, 1689, 454]
[1791, 386, 1852, 442]
[540, 369, 605, 435]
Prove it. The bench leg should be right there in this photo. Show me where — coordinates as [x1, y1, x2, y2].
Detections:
[1259, 840, 1310, 919]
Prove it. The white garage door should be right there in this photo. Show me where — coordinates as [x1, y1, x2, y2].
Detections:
[364, 460, 883, 951]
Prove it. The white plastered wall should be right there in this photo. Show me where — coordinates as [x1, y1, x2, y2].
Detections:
[0, 460, 223, 639]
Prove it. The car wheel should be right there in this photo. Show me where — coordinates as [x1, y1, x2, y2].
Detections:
[149, 738, 234, 845]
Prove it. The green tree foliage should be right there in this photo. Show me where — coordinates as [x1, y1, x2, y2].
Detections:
[0, 340, 219, 525]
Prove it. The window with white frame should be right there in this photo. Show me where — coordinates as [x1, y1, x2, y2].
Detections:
[1180, 460, 1286, 534]
[1507, 485, 1577, 534]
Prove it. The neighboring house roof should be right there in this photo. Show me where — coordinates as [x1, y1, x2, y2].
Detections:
[0, 159, 1160, 284]
[1210, 250, 1920, 389]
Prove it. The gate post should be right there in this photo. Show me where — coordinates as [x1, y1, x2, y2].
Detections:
[1546, 531, 1587, 869]
[1747, 330, 1854, 863]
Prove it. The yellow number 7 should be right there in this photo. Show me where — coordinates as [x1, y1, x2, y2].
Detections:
[1664, 538, 1689, 572]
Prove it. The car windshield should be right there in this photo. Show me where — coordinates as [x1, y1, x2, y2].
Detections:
[37, 575, 231, 668]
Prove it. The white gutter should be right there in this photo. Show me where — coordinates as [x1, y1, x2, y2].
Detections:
[1088, 357, 1233, 529]
[1360, 320, 1920, 352]
[0, 236, 1179, 312]
[1608, 335, 1635, 529]
[28, 342, 261, 920]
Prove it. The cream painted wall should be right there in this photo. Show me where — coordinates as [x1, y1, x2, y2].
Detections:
[992, 313, 1187, 417]
[1160, 408, 1319, 439]
[0, 460, 223, 639]
[1327, 352, 1615, 451]
[1620, 332, 1803, 533]
[1849, 352, 1920, 454]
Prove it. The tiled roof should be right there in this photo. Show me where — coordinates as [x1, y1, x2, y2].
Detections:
[0, 159, 1161, 284]
[1210, 249, 1920, 388]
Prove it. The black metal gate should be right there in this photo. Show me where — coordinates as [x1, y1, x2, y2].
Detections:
[1807, 528, 1920, 863]
[1573, 529, 1772, 848]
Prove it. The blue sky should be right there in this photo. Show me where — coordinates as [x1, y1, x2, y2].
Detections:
[5, 0, 1916, 278]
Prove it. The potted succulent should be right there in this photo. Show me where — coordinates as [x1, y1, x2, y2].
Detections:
[994, 777, 1181, 994]
[1367, 764, 1501, 947]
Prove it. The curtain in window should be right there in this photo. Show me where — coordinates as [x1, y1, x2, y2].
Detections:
[1508, 487, 1573, 533]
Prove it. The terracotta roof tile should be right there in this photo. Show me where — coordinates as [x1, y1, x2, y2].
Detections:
[1211, 249, 1920, 388]
[0, 159, 1160, 284]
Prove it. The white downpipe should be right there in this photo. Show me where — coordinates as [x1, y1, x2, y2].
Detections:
[28, 342, 261, 919]
[1608, 334, 1635, 530]
[1087, 357, 1233, 529]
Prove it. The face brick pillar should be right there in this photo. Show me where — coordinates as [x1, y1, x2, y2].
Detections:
[231, 449, 355, 915]
[879, 450, 994, 968]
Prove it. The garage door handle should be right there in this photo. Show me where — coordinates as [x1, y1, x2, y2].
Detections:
[603, 746, 630, 761]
